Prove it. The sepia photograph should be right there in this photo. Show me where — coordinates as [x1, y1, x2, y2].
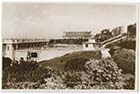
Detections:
[2, 3, 137, 90]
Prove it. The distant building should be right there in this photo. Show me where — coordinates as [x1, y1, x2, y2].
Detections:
[83, 39, 100, 51]
[111, 26, 127, 36]
[95, 26, 127, 42]
[2, 38, 49, 61]
[127, 23, 136, 38]
[63, 31, 92, 39]
[95, 29, 112, 42]
[111, 26, 122, 36]
[101, 29, 112, 40]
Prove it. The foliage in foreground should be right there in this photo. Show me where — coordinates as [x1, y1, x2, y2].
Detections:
[2, 57, 53, 87]
[64, 58, 125, 89]
[112, 49, 135, 74]
[2, 57, 135, 89]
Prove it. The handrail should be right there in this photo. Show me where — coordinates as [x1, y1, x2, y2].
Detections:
[102, 34, 124, 44]
[103, 36, 126, 47]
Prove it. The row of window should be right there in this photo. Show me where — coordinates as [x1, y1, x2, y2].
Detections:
[85, 44, 98, 48]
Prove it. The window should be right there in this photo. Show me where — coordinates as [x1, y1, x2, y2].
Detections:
[31, 52, 38, 57]
[85, 44, 88, 47]
[7, 46, 9, 50]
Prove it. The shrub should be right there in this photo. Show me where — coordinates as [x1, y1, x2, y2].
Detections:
[112, 49, 135, 74]
[124, 78, 135, 89]
[117, 39, 136, 50]
[64, 57, 89, 71]
[2, 60, 53, 89]
[2, 57, 12, 83]
[2, 57, 12, 70]
[63, 58, 124, 89]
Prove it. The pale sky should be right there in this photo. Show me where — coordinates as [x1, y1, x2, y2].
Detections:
[2, 3, 136, 39]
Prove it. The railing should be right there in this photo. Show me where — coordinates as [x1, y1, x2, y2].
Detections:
[3, 39, 49, 44]
[103, 36, 126, 47]
[102, 34, 124, 44]
[101, 34, 127, 47]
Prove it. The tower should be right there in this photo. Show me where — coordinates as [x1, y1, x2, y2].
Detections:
[3, 39, 16, 60]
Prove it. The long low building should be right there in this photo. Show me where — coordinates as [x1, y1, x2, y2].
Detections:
[2, 38, 49, 61]
[63, 31, 92, 39]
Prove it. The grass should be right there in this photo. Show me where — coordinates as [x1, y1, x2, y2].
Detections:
[39, 51, 101, 71]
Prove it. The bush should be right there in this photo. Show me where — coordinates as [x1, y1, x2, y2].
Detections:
[124, 78, 135, 89]
[117, 39, 136, 50]
[2, 59, 53, 88]
[63, 58, 124, 89]
[3, 55, 134, 89]
[64, 57, 89, 71]
[2, 57, 12, 70]
[112, 49, 135, 74]
[2, 57, 12, 83]
[106, 39, 136, 51]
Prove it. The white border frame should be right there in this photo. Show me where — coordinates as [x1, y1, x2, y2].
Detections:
[0, 1, 139, 94]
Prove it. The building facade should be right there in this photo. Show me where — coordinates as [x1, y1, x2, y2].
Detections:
[127, 23, 136, 38]
[111, 26, 127, 36]
[83, 39, 100, 51]
[95, 25, 127, 42]
[2, 38, 49, 61]
[63, 31, 92, 39]
[95, 29, 112, 42]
